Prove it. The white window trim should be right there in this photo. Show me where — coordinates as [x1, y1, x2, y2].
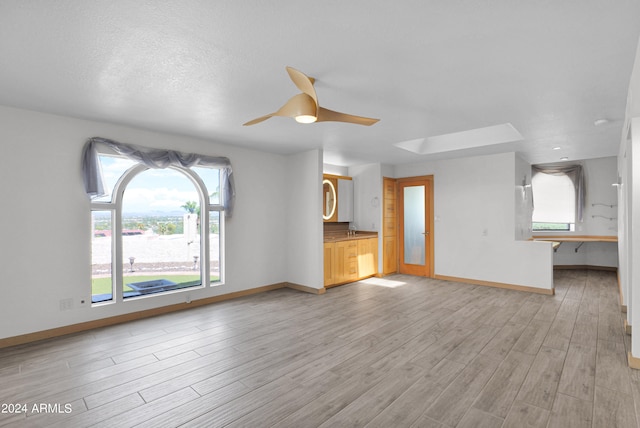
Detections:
[91, 162, 224, 306]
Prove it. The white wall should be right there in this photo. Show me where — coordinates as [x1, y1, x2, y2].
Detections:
[287, 150, 324, 289]
[514, 154, 534, 241]
[348, 163, 382, 232]
[535, 157, 619, 268]
[348, 163, 384, 272]
[0, 105, 316, 339]
[395, 152, 553, 290]
[620, 34, 640, 358]
[623, 117, 640, 358]
[618, 136, 630, 319]
[323, 163, 348, 176]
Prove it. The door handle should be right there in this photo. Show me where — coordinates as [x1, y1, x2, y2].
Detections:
[422, 231, 430, 235]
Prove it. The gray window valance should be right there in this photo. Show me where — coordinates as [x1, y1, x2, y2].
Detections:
[532, 163, 584, 222]
[82, 137, 235, 217]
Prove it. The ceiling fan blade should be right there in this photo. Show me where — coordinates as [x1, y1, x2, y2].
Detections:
[286, 66, 318, 105]
[316, 107, 379, 126]
[244, 93, 318, 126]
[275, 93, 317, 118]
[243, 114, 275, 126]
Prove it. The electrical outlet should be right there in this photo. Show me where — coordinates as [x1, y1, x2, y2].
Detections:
[59, 298, 73, 311]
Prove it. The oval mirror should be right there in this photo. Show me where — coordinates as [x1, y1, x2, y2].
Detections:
[323, 179, 337, 220]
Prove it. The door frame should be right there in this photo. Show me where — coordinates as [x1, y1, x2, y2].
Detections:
[397, 175, 434, 277]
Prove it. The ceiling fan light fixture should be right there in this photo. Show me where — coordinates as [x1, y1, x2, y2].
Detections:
[244, 67, 379, 126]
[295, 114, 317, 124]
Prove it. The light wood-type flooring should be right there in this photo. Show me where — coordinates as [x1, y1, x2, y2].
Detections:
[1, 270, 639, 427]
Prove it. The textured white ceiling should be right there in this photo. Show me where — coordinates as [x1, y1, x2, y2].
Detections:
[1, 1, 639, 167]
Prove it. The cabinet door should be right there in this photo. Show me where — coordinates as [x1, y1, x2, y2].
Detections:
[336, 240, 358, 283]
[337, 179, 354, 222]
[358, 239, 371, 277]
[357, 238, 378, 278]
[324, 242, 336, 286]
[345, 241, 359, 281]
[370, 238, 379, 276]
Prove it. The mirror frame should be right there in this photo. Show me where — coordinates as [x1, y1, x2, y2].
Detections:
[323, 178, 337, 221]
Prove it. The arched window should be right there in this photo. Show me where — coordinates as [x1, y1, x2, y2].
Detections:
[90, 154, 224, 304]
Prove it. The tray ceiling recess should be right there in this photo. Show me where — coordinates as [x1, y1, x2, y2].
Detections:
[394, 123, 524, 156]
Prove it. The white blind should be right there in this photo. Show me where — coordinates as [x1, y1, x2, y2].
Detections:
[532, 172, 576, 223]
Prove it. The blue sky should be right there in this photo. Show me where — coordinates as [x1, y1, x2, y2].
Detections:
[97, 155, 219, 214]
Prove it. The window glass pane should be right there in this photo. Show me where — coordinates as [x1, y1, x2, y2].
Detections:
[93, 155, 138, 203]
[192, 167, 221, 205]
[121, 168, 202, 298]
[403, 185, 425, 265]
[210, 211, 221, 283]
[532, 173, 576, 224]
[92, 210, 113, 303]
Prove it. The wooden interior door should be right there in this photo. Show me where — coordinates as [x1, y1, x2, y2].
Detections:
[398, 177, 434, 277]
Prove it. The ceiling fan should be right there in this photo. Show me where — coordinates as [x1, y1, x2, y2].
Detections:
[243, 66, 379, 126]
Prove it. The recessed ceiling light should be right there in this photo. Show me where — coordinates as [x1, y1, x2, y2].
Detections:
[552, 147, 561, 150]
[594, 119, 609, 126]
[560, 156, 569, 161]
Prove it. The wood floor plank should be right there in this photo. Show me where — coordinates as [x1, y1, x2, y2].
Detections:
[456, 407, 504, 428]
[542, 316, 576, 352]
[424, 354, 500, 426]
[534, 299, 562, 321]
[630, 369, 640, 428]
[90, 387, 199, 428]
[286, 334, 380, 384]
[557, 342, 596, 402]
[555, 298, 581, 321]
[317, 364, 424, 428]
[225, 372, 342, 428]
[365, 358, 465, 428]
[409, 414, 448, 428]
[410, 326, 475, 370]
[472, 350, 535, 418]
[135, 380, 258, 428]
[0, 270, 636, 428]
[546, 393, 592, 428]
[509, 301, 543, 325]
[597, 310, 625, 344]
[564, 280, 586, 301]
[570, 311, 599, 347]
[512, 319, 552, 355]
[502, 401, 550, 428]
[592, 386, 638, 428]
[479, 322, 527, 360]
[272, 368, 388, 427]
[444, 324, 501, 366]
[595, 339, 632, 395]
[49, 392, 145, 428]
[0, 353, 160, 404]
[516, 346, 566, 410]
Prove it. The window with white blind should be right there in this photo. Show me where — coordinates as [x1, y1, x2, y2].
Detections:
[531, 171, 576, 231]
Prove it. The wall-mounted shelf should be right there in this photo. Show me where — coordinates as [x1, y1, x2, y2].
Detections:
[533, 235, 618, 253]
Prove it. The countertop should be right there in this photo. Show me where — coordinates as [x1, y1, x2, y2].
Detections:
[323, 230, 378, 243]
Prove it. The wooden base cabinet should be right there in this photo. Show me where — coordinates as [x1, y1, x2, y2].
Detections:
[324, 242, 336, 286]
[358, 238, 378, 278]
[324, 237, 378, 288]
